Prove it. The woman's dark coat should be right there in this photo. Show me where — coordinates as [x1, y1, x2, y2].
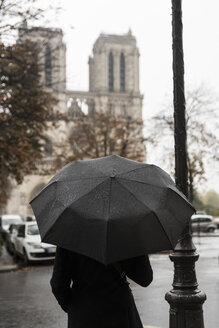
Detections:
[50, 247, 153, 328]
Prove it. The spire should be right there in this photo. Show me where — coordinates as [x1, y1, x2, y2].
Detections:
[127, 28, 132, 36]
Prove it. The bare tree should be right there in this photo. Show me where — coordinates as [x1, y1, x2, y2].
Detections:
[0, 0, 65, 88]
[146, 86, 219, 203]
[0, 0, 61, 40]
[54, 111, 146, 170]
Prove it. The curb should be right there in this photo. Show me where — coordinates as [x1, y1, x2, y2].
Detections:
[0, 264, 18, 273]
[192, 233, 219, 237]
[0, 245, 19, 273]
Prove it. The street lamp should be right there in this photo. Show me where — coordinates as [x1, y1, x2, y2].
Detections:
[165, 1, 206, 327]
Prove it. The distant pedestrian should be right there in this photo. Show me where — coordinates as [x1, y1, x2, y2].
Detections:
[50, 247, 153, 328]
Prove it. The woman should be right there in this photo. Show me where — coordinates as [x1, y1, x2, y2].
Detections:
[50, 247, 153, 328]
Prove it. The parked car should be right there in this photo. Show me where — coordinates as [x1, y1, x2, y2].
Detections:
[213, 217, 219, 229]
[13, 222, 56, 265]
[23, 215, 36, 222]
[0, 214, 23, 240]
[191, 214, 217, 233]
[5, 224, 22, 255]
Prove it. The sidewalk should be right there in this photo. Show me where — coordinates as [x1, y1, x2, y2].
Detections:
[192, 231, 219, 237]
[0, 245, 18, 273]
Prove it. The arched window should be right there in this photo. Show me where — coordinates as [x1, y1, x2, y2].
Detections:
[68, 99, 82, 118]
[108, 52, 114, 92]
[120, 53, 125, 92]
[45, 45, 52, 87]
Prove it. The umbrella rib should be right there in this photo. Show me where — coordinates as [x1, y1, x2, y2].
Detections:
[115, 180, 156, 215]
[167, 187, 195, 211]
[63, 158, 109, 177]
[117, 164, 154, 177]
[29, 180, 57, 203]
[55, 176, 109, 182]
[59, 177, 111, 208]
[33, 176, 109, 205]
[118, 178, 194, 210]
[116, 180, 177, 249]
[42, 178, 111, 241]
[117, 165, 175, 187]
[82, 158, 115, 176]
[117, 177, 169, 189]
[118, 179, 188, 227]
[41, 197, 65, 240]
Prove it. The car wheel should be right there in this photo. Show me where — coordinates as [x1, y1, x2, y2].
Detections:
[6, 242, 12, 254]
[23, 248, 30, 266]
[207, 227, 215, 233]
[12, 246, 19, 260]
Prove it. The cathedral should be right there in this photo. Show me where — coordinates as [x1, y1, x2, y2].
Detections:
[5, 24, 144, 216]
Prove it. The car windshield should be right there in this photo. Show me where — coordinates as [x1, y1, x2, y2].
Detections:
[27, 224, 39, 236]
[2, 218, 22, 227]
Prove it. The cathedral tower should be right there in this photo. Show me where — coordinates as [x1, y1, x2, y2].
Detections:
[18, 22, 66, 92]
[88, 30, 143, 120]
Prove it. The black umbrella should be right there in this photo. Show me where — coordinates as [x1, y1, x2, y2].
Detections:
[30, 155, 195, 265]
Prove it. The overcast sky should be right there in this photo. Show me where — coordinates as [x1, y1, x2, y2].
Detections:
[51, 0, 219, 192]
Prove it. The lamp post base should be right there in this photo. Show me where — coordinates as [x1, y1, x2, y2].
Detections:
[165, 233, 206, 328]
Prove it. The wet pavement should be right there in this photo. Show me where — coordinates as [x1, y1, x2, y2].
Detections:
[0, 264, 66, 328]
[0, 236, 218, 328]
[133, 254, 219, 327]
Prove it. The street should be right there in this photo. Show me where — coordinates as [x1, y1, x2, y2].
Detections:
[0, 236, 218, 328]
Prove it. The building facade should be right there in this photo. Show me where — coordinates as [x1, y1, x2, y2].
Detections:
[18, 21, 66, 92]
[5, 27, 144, 216]
[69, 30, 143, 121]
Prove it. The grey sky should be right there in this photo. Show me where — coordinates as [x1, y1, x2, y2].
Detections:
[52, 0, 219, 192]
[57, 1, 219, 113]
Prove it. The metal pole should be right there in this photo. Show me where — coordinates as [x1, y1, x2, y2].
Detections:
[165, 1, 206, 327]
[171, 0, 188, 198]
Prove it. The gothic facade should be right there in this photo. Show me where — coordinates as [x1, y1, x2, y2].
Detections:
[69, 31, 143, 121]
[5, 26, 144, 216]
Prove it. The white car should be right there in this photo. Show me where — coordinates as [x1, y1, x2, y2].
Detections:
[13, 222, 56, 264]
[0, 214, 23, 239]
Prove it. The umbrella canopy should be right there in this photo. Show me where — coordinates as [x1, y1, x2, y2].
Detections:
[30, 155, 195, 265]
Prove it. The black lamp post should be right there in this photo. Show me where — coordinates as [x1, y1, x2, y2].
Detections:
[165, 1, 206, 327]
